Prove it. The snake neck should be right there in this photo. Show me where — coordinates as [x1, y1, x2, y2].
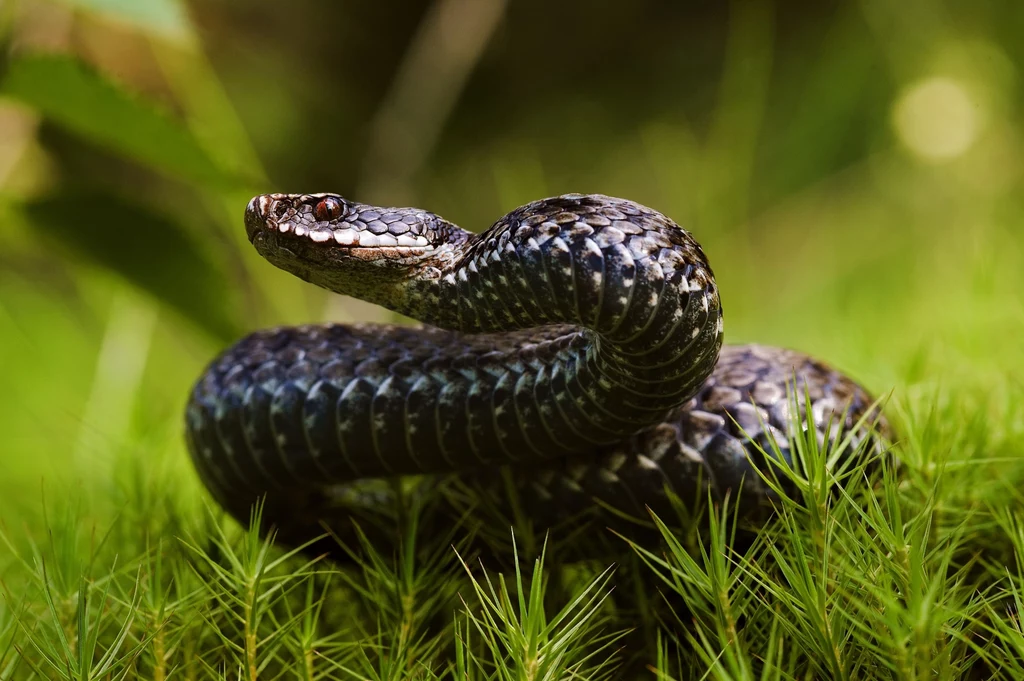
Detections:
[373, 195, 725, 431]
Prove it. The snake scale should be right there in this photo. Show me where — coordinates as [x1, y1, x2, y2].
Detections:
[186, 193, 887, 559]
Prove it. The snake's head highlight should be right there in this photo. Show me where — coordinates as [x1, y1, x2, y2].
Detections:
[244, 193, 462, 264]
[244, 192, 470, 305]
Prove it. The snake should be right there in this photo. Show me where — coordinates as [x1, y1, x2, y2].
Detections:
[185, 193, 888, 560]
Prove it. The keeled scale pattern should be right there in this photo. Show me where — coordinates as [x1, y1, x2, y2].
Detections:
[186, 194, 886, 558]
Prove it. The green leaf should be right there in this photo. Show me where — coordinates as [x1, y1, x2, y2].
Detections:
[21, 191, 240, 341]
[1, 53, 239, 189]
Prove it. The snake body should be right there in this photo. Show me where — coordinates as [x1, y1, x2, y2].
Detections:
[186, 193, 885, 556]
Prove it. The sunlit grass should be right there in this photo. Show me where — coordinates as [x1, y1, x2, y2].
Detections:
[1, 374, 1023, 678]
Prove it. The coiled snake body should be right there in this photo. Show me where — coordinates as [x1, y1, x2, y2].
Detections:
[186, 194, 885, 558]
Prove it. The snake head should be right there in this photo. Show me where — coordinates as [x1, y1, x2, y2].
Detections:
[244, 193, 459, 260]
[244, 192, 469, 305]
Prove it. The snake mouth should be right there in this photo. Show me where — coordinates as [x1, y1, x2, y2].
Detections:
[264, 220, 431, 249]
[248, 228, 431, 269]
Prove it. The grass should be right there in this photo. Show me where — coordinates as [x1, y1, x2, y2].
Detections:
[1, 381, 1024, 679]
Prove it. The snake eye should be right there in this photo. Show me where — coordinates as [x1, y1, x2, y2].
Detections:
[314, 197, 344, 222]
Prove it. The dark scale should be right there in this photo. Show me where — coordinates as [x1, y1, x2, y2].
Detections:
[186, 194, 889, 561]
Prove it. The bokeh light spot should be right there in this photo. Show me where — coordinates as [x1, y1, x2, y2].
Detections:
[893, 76, 979, 161]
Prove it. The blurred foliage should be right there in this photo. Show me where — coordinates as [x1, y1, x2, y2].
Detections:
[2, 54, 242, 189]
[22, 190, 239, 340]
[0, 0, 1022, 675]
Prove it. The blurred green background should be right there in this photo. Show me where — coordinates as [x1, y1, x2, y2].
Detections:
[0, 0, 1021, 526]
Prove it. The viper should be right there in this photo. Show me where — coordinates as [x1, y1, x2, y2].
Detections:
[185, 193, 887, 559]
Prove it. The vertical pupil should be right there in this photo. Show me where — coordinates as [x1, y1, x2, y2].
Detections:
[315, 198, 339, 221]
